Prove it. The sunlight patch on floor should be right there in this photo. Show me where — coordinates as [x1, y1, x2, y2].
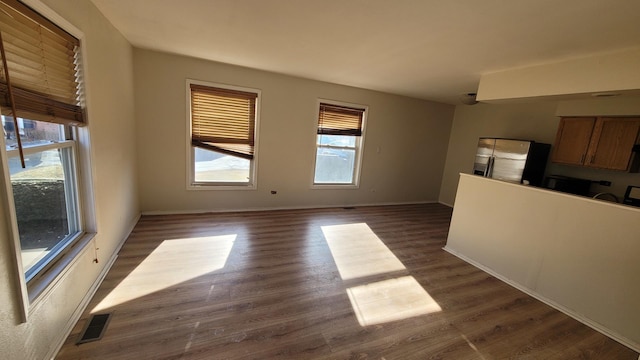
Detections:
[92, 235, 236, 312]
[347, 276, 442, 326]
[321, 223, 405, 280]
[322, 222, 442, 326]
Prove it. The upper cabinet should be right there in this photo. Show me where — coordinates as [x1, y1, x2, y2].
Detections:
[551, 117, 595, 166]
[551, 117, 640, 171]
[588, 117, 640, 170]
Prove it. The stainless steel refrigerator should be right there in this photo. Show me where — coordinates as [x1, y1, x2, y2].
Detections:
[473, 138, 550, 186]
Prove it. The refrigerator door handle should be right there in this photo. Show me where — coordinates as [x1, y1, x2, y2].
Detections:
[487, 156, 494, 177]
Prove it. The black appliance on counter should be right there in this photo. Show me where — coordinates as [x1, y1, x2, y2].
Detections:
[543, 175, 592, 196]
[473, 138, 550, 186]
[623, 185, 640, 207]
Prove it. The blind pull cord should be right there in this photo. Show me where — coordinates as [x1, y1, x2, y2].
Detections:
[0, 31, 25, 168]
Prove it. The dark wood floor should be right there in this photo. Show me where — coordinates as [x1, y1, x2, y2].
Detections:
[56, 203, 638, 359]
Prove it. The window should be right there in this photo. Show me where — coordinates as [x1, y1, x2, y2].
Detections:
[3, 118, 80, 281]
[0, 0, 89, 304]
[187, 81, 259, 188]
[313, 101, 366, 186]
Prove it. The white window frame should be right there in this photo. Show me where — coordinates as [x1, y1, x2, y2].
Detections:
[185, 79, 260, 191]
[0, 0, 96, 320]
[311, 99, 367, 189]
[1, 119, 95, 319]
[4, 136, 80, 271]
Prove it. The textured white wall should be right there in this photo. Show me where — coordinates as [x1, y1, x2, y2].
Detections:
[133, 49, 455, 213]
[0, 1, 139, 359]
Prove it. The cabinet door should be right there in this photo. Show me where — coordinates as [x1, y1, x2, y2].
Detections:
[586, 117, 640, 170]
[551, 117, 595, 165]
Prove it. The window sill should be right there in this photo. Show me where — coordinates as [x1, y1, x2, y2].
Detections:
[187, 183, 257, 191]
[27, 232, 96, 317]
[311, 184, 360, 190]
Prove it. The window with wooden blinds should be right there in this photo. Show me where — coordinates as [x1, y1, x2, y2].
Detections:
[313, 100, 367, 186]
[0, 0, 84, 126]
[317, 103, 364, 136]
[190, 84, 257, 160]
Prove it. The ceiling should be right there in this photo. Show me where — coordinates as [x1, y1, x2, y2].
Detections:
[90, 0, 640, 104]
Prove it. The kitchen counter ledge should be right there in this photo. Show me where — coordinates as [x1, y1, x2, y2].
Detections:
[446, 173, 640, 352]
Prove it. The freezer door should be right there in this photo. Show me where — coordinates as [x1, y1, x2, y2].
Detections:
[491, 140, 531, 183]
[473, 138, 496, 176]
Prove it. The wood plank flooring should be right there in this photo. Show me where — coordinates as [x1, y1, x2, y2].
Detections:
[56, 204, 638, 359]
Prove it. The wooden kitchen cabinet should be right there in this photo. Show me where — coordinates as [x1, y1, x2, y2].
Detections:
[586, 117, 640, 170]
[551, 117, 595, 165]
[551, 116, 640, 171]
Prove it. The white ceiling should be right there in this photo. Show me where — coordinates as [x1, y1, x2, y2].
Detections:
[90, 0, 640, 104]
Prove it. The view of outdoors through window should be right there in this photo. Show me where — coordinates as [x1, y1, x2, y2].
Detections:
[314, 134, 357, 184]
[194, 147, 250, 183]
[2, 116, 79, 279]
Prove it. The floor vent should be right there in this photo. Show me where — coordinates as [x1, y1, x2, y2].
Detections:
[77, 313, 112, 344]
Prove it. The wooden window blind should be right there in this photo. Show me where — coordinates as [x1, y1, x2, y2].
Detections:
[190, 84, 257, 160]
[317, 103, 364, 136]
[0, 0, 85, 126]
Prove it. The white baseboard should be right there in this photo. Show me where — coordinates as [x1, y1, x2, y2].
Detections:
[48, 213, 141, 360]
[141, 200, 440, 215]
[442, 246, 640, 353]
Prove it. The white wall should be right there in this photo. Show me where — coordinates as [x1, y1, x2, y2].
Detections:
[556, 97, 640, 117]
[446, 174, 640, 351]
[134, 49, 455, 213]
[439, 96, 640, 206]
[477, 48, 640, 102]
[0, 1, 139, 359]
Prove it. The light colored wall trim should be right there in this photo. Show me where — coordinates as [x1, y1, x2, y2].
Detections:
[443, 246, 640, 353]
[141, 201, 439, 216]
[45, 241, 114, 360]
[47, 212, 140, 360]
[0, 129, 29, 320]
